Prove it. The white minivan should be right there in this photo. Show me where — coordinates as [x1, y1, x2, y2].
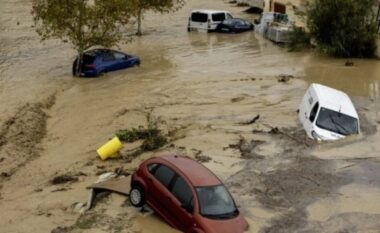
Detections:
[298, 84, 360, 141]
[188, 10, 233, 32]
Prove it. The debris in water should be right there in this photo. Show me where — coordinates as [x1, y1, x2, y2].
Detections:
[231, 97, 245, 103]
[240, 114, 260, 125]
[345, 60, 354, 66]
[51, 226, 72, 233]
[195, 154, 212, 163]
[51, 175, 79, 185]
[277, 74, 295, 83]
[52, 188, 68, 192]
[1, 172, 11, 177]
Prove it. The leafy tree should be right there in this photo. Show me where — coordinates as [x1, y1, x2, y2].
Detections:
[307, 0, 378, 57]
[129, 0, 185, 35]
[31, 0, 135, 75]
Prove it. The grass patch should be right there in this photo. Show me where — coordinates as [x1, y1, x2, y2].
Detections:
[116, 112, 168, 152]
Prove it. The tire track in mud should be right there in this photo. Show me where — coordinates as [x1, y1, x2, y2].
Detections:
[0, 94, 55, 193]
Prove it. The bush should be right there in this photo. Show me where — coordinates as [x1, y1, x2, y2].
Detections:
[307, 0, 378, 58]
[116, 112, 168, 152]
[287, 26, 312, 51]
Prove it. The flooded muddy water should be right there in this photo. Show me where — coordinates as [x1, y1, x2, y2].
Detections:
[1, 0, 380, 233]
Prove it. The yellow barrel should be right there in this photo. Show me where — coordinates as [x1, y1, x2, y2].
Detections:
[97, 136, 123, 160]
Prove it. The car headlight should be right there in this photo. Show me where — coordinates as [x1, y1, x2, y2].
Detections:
[311, 130, 322, 141]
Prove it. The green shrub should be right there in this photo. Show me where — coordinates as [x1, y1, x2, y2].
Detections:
[287, 26, 312, 51]
[307, 0, 378, 58]
[116, 112, 168, 152]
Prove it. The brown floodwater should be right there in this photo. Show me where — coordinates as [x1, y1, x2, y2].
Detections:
[1, 0, 380, 232]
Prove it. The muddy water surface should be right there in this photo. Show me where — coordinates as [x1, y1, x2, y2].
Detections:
[1, 0, 380, 233]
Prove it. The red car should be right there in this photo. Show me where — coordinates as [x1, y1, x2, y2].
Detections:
[129, 154, 249, 233]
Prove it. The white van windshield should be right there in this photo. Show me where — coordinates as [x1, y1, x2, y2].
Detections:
[192, 13, 208, 22]
[212, 13, 226, 22]
[316, 107, 359, 135]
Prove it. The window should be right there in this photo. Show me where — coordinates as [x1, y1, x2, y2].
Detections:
[212, 13, 226, 22]
[171, 176, 193, 207]
[316, 108, 359, 135]
[196, 185, 238, 219]
[102, 52, 115, 62]
[147, 163, 159, 173]
[154, 165, 175, 188]
[114, 52, 126, 60]
[226, 13, 233, 19]
[82, 55, 95, 64]
[191, 13, 208, 23]
[309, 102, 319, 122]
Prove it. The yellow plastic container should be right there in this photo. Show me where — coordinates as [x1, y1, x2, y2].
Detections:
[97, 136, 123, 160]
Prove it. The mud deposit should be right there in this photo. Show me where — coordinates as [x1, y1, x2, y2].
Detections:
[1, 0, 380, 232]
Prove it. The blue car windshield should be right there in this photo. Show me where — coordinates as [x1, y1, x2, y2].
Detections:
[316, 107, 359, 135]
[196, 185, 238, 219]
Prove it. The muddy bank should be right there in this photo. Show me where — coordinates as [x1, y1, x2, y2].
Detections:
[0, 95, 55, 190]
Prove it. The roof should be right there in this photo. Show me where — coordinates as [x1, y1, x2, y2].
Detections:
[311, 83, 358, 118]
[160, 155, 221, 187]
[191, 9, 229, 14]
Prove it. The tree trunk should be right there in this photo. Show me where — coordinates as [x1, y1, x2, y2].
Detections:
[137, 9, 142, 36]
[75, 49, 83, 77]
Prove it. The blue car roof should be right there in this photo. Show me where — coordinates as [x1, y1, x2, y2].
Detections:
[84, 49, 126, 56]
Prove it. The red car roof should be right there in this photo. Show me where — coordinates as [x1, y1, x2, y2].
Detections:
[158, 154, 222, 187]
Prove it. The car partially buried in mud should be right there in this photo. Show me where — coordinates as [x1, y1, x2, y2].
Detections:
[129, 154, 249, 233]
[299, 83, 360, 141]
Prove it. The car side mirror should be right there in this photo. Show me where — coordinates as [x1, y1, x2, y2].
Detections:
[181, 203, 193, 213]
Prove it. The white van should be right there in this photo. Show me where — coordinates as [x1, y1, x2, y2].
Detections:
[298, 84, 360, 141]
[188, 10, 233, 32]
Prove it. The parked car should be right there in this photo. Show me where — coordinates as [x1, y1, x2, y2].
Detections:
[188, 10, 233, 32]
[298, 83, 360, 141]
[129, 154, 249, 233]
[216, 18, 254, 33]
[72, 49, 140, 77]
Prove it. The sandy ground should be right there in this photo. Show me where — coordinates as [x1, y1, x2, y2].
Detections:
[1, 0, 380, 233]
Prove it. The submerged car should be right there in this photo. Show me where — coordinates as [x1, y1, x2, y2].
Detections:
[299, 83, 360, 141]
[72, 49, 140, 77]
[216, 18, 254, 33]
[129, 154, 249, 233]
[188, 10, 233, 32]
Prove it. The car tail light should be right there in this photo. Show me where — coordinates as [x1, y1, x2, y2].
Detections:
[85, 64, 95, 69]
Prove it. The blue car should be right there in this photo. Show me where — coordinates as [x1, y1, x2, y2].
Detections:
[72, 49, 140, 77]
[216, 18, 254, 33]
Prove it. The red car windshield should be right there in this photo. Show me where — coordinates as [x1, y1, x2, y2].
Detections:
[196, 185, 238, 219]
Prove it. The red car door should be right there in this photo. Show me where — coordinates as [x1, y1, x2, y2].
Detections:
[146, 164, 179, 227]
[164, 175, 196, 232]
